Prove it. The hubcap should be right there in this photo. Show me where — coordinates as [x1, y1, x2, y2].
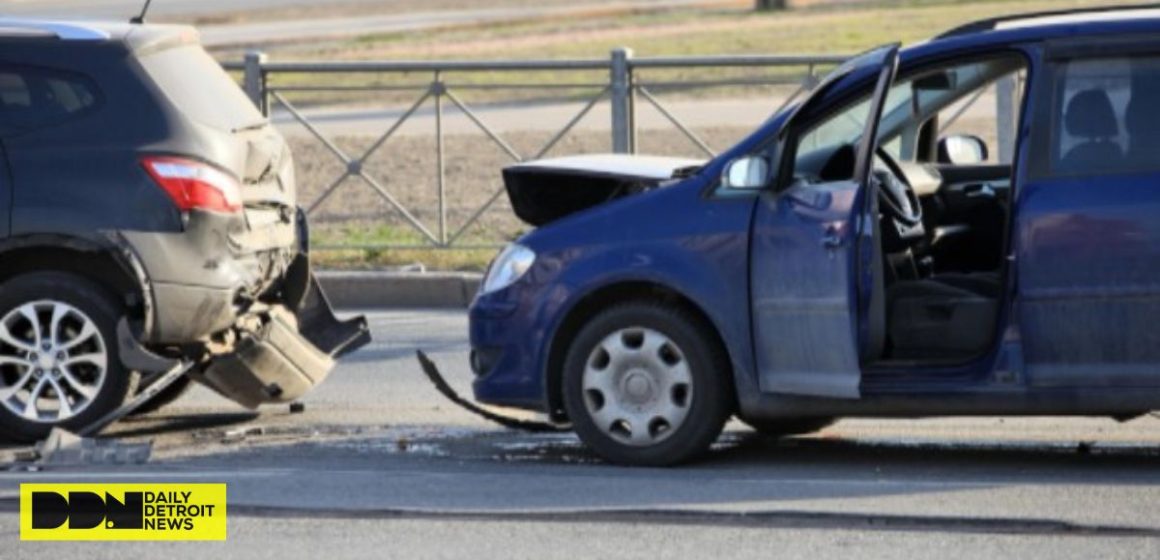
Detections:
[581, 327, 692, 447]
[0, 301, 107, 423]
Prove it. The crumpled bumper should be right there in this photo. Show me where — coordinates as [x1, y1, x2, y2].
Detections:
[199, 255, 371, 409]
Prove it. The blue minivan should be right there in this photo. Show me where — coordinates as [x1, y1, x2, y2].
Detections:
[466, 6, 1160, 465]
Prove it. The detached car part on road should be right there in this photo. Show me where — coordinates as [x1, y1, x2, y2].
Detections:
[0, 20, 368, 440]
[458, 6, 1160, 466]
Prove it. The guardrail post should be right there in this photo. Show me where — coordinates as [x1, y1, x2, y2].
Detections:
[610, 47, 636, 154]
[244, 50, 269, 115]
[433, 71, 447, 246]
[995, 75, 1017, 164]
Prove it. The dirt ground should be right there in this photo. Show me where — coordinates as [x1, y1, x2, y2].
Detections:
[293, 126, 753, 250]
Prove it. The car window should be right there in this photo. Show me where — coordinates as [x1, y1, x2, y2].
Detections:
[1051, 55, 1160, 176]
[795, 82, 910, 169]
[0, 66, 99, 135]
[792, 56, 1027, 180]
[935, 69, 1026, 163]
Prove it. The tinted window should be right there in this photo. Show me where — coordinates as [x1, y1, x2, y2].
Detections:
[0, 66, 99, 135]
[1053, 55, 1160, 175]
[139, 44, 265, 131]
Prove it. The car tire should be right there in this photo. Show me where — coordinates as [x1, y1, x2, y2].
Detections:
[740, 416, 836, 438]
[128, 374, 194, 417]
[562, 302, 732, 466]
[0, 272, 134, 442]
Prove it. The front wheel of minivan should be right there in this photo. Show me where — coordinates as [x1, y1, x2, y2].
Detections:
[0, 273, 134, 442]
[562, 303, 731, 467]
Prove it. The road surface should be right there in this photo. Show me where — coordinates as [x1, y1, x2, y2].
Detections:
[0, 0, 722, 47]
[4, 309, 1160, 558]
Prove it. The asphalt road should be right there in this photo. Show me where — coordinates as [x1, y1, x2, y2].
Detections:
[0, 0, 718, 47]
[4, 309, 1160, 557]
[0, 0, 517, 19]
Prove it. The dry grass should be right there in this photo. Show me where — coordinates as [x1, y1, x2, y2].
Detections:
[236, 0, 1155, 109]
[287, 0, 1154, 61]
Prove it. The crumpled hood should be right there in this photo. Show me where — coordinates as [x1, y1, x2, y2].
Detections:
[502, 154, 706, 226]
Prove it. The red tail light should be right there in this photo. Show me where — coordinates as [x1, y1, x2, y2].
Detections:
[141, 156, 242, 213]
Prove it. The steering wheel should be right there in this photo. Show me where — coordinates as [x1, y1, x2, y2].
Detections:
[873, 148, 925, 244]
[874, 149, 923, 223]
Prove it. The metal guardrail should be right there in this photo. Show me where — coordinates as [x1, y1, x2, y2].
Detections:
[226, 49, 849, 249]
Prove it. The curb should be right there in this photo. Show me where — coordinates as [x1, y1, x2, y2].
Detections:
[316, 271, 482, 309]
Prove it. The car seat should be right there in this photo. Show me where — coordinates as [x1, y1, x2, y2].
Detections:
[1059, 89, 1122, 173]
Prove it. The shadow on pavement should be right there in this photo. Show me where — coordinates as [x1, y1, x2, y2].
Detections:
[106, 412, 261, 439]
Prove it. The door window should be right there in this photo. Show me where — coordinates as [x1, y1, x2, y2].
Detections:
[1051, 55, 1160, 176]
[0, 66, 99, 135]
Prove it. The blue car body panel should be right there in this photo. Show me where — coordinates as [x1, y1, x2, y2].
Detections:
[470, 15, 1160, 418]
[471, 173, 759, 410]
[750, 179, 868, 398]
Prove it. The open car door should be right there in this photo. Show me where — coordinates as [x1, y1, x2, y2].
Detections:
[750, 45, 899, 398]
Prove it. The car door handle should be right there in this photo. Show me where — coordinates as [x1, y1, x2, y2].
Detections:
[964, 183, 996, 199]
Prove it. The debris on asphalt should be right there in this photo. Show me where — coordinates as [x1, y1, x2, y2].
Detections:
[3, 428, 153, 469]
[416, 350, 566, 433]
[78, 360, 195, 437]
[222, 426, 267, 444]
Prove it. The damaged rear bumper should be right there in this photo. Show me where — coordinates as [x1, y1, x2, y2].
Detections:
[197, 256, 371, 409]
[117, 206, 371, 410]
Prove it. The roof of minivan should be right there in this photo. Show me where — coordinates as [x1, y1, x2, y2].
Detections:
[0, 19, 198, 50]
[936, 5, 1160, 38]
[898, 6, 1160, 64]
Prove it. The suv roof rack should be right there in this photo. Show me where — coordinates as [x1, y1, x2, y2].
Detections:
[0, 19, 112, 41]
[936, 3, 1160, 39]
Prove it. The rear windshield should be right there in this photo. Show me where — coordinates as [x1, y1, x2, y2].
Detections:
[139, 44, 265, 131]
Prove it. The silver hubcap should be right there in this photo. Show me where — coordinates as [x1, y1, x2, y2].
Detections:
[0, 301, 107, 423]
[582, 327, 692, 447]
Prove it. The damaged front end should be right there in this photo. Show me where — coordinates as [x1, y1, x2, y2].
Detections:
[195, 254, 370, 409]
[503, 155, 705, 226]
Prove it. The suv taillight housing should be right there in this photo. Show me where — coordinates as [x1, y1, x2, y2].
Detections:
[142, 156, 242, 213]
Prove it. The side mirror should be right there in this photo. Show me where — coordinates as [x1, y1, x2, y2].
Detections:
[937, 135, 989, 165]
[722, 156, 770, 190]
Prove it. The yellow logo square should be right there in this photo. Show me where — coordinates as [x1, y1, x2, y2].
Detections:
[20, 483, 227, 541]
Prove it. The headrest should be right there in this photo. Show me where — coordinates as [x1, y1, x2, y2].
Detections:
[1066, 89, 1118, 139]
[1125, 83, 1160, 137]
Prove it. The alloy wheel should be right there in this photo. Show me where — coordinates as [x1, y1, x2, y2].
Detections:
[0, 300, 108, 423]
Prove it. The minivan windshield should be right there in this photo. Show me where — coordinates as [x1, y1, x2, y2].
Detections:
[796, 57, 1024, 166]
[795, 43, 898, 116]
[139, 44, 267, 132]
[771, 43, 896, 152]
